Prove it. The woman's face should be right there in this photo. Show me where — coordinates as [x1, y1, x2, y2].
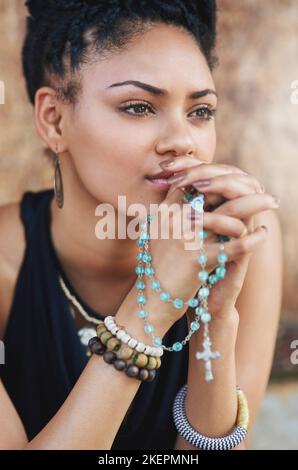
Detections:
[60, 23, 217, 210]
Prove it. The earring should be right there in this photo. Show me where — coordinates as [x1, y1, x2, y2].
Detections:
[54, 145, 64, 209]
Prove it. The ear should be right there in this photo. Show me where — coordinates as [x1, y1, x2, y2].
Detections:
[34, 86, 68, 153]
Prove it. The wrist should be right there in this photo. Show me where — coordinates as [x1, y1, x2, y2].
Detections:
[187, 305, 239, 326]
[115, 288, 173, 345]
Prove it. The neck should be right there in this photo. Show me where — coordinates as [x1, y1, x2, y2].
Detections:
[50, 173, 139, 316]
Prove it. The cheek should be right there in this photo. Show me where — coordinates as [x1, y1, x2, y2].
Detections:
[65, 110, 146, 202]
[200, 126, 216, 162]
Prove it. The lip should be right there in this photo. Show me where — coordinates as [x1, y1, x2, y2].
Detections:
[145, 177, 174, 192]
[146, 169, 176, 179]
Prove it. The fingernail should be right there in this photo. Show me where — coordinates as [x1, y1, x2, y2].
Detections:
[192, 179, 212, 188]
[167, 173, 186, 184]
[159, 159, 176, 168]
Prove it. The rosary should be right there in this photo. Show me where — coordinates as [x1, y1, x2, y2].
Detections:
[135, 190, 229, 382]
[59, 190, 229, 382]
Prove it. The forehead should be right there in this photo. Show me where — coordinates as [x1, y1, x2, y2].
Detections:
[81, 23, 214, 93]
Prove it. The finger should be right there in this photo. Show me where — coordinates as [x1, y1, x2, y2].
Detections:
[160, 158, 247, 179]
[166, 163, 248, 199]
[213, 193, 280, 219]
[195, 225, 269, 271]
[192, 173, 265, 198]
[159, 155, 206, 172]
[187, 212, 248, 239]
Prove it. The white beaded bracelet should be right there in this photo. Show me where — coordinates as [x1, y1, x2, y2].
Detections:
[104, 316, 164, 357]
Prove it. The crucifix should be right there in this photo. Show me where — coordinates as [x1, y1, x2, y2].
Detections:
[195, 336, 220, 382]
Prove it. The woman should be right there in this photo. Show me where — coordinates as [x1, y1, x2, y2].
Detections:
[0, 0, 282, 450]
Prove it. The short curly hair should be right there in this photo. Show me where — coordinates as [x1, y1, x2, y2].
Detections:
[22, 0, 217, 106]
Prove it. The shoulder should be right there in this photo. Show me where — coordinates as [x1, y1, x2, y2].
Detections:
[0, 200, 26, 338]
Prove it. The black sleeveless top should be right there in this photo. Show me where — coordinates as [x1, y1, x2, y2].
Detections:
[0, 190, 189, 450]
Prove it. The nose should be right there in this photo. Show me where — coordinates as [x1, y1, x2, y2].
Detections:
[155, 123, 195, 158]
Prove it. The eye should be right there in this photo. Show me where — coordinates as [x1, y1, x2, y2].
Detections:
[119, 101, 154, 117]
[190, 105, 217, 121]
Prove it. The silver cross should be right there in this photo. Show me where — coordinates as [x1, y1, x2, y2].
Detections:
[195, 336, 220, 382]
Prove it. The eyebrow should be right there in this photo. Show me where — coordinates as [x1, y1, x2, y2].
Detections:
[106, 80, 218, 99]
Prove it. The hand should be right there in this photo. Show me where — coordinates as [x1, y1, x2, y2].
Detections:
[157, 157, 279, 320]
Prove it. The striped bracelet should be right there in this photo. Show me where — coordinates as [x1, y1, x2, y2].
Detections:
[173, 384, 249, 450]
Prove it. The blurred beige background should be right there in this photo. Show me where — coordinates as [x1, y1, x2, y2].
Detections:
[0, 0, 297, 450]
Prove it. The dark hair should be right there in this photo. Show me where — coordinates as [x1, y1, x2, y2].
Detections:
[22, 0, 217, 106]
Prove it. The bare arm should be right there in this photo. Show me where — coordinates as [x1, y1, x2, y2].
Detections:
[175, 210, 283, 450]
[0, 289, 170, 450]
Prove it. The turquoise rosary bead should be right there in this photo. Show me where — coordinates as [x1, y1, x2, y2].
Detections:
[173, 342, 183, 352]
[208, 274, 218, 285]
[191, 321, 200, 331]
[151, 280, 161, 291]
[198, 270, 209, 283]
[144, 324, 155, 334]
[142, 253, 152, 263]
[217, 234, 230, 242]
[201, 312, 211, 323]
[183, 191, 194, 203]
[217, 252, 228, 264]
[137, 295, 146, 305]
[138, 309, 148, 319]
[198, 286, 210, 299]
[145, 266, 155, 276]
[198, 254, 208, 265]
[173, 298, 184, 309]
[160, 291, 170, 302]
[215, 265, 226, 280]
[136, 280, 145, 290]
[153, 337, 162, 346]
[198, 230, 209, 240]
[135, 266, 144, 275]
[195, 306, 206, 316]
[188, 298, 199, 308]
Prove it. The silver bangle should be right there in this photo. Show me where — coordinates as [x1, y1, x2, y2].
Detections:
[173, 384, 248, 450]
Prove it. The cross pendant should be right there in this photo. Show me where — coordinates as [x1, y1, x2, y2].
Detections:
[195, 336, 220, 382]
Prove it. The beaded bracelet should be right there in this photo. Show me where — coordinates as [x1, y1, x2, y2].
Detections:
[96, 325, 162, 368]
[102, 316, 164, 357]
[173, 384, 249, 450]
[89, 326, 162, 382]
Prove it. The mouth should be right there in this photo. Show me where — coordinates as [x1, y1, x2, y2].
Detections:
[145, 170, 177, 190]
[145, 171, 174, 191]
